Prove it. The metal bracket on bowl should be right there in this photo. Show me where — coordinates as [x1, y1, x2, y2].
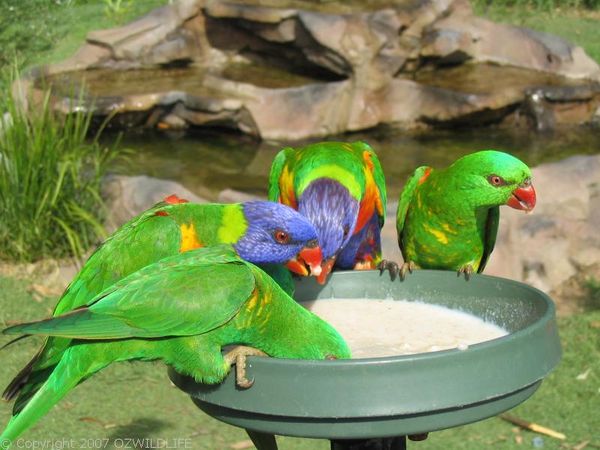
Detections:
[245, 431, 407, 450]
[331, 437, 407, 449]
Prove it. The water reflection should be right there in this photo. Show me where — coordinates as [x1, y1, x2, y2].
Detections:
[109, 125, 600, 201]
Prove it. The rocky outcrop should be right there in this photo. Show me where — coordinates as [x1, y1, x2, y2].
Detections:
[102, 174, 209, 230]
[29, 0, 600, 140]
[485, 154, 600, 294]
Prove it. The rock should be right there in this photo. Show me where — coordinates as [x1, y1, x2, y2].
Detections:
[425, 14, 600, 80]
[380, 201, 402, 264]
[86, 0, 204, 65]
[217, 189, 263, 203]
[102, 175, 208, 229]
[22, 0, 600, 139]
[482, 155, 600, 293]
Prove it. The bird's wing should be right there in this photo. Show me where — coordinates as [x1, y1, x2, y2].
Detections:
[364, 145, 387, 227]
[53, 202, 183, 316]
[479, 206, 499, 273]
[5, 247, 255, 340]
[268, 147, 291, 203]
[396, 166, 432, 257]
[259, 264, 295, 297]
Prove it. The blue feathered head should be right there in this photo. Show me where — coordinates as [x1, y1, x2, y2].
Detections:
[298, 179, 359, 281]
[235, 201, 322, 276]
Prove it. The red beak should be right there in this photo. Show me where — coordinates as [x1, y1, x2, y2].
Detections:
[285, 244, 323, 277]
[316, 258, 336, 285]
[506, 183, 536, 212]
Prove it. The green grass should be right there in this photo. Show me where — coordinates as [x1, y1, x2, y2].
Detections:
[473, 2, 600, 63]
[0, 67, 122, 262]
[472, 0, 600, 10]
[584, 277, 600, 311]
[0, 276, 598, 449]
[1, 0, 599, 72]
[0, 0, 167, 70]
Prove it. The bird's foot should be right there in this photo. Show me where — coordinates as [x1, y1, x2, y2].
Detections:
[378, 260, 415, 281]
[457, 265, 474, 281]
[400, 261, 416, 280]
[378, 259, 399, 281]
[353, 260, 375, 270]
[224, 346, 267, 389]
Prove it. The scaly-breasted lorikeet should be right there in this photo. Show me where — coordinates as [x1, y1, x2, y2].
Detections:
[268, 141, 387, 283]
[387, 150, 536, 279]
[0, 245, 350, 448]
[2, 196, 323, 412]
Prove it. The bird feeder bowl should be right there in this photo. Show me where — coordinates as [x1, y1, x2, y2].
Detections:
[169, 270, 561, 449]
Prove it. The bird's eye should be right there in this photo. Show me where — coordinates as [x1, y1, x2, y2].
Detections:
[274, 230, 290, 244]
[488, 175, 506, 187]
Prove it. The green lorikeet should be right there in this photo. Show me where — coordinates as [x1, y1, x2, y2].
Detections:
[2, 196, 324, 415]
[268, 141, 387, 283]
[390, 150, 536, 279]
[0, 245, 350, 448]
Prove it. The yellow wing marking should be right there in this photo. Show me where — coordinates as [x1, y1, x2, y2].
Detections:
[179, 223, 202, 252]
[424, 224, 449, 244]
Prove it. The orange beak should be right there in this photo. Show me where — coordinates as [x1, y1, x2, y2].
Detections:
[316, 258, 336, 285]
[507, 183, 536, 212]
[285, 243, 323, 277]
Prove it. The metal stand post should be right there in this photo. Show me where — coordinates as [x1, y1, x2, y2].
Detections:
[330, 436, 407, 450]
[245, 429, 278, 450]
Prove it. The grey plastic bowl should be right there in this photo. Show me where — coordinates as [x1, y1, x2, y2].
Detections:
[169, 270, 561, 439]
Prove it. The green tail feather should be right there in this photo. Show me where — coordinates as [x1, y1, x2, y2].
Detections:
[3, 309, 136, 340]
[0, 350, 94, 448]
[11, 366, 55, 415]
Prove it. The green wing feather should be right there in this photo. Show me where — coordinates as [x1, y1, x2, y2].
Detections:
[4, 247, 254, 339]
[479, 206, 499, 272]
[362, 143, 387, 226]
[54, 202, 182, 316]
[259, 264, 295, 296]
[396, 166, 431, 258]
[268, 147, 292, 202]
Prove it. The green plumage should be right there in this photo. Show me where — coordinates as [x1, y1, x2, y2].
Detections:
[268, 141, 387, 210]
[0, 245, 350, 447]
[268, 141, 387, 271]
[397, 150, 533, 273]
[2, 199, 304, 419]
[56, 200, 247, 316]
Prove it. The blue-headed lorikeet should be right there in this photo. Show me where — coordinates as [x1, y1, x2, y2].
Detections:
[268, 141, 387, 283]
[2, 196, 323, 415]
[0, 245, 350, 448]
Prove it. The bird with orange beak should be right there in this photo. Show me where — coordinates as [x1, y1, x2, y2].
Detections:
[268, 141, 387, 284]
[1, 197, 325, 407]
[382, 150, 536, 280]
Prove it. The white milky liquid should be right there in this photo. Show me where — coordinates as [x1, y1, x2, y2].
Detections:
[301, 299, 508, 358]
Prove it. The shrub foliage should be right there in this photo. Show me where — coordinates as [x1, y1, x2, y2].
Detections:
[0, 69, 120, 262]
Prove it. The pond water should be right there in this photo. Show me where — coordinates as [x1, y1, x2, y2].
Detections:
[108, 125, 600, 201]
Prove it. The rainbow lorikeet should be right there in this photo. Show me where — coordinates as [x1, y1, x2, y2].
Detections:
[268, 141, 387, 283]
[2, 196, 323, 412]
[386, 150, 536, 279]
[0, 245, 350, 448]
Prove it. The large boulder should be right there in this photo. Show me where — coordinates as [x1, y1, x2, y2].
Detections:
[102, 174, 208, 230]
[27, 0, 600, 140]
[486, 154, 600, 294]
